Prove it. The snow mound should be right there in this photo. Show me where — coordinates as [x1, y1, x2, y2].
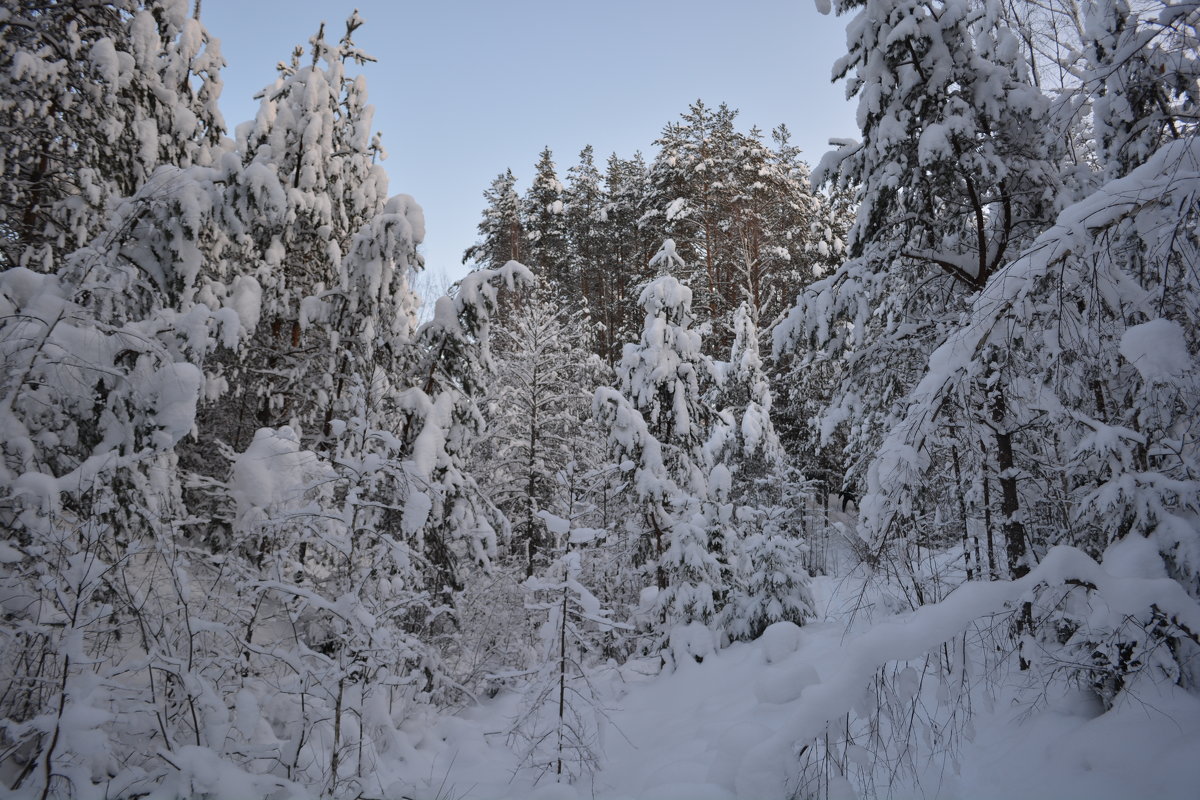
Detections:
[759, 620, 804, 664]
[1119, 318, 1192, 381]
[669, 621, 716, 665]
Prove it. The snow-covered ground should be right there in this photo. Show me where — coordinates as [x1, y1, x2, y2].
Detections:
[383, 527, 1200, 800]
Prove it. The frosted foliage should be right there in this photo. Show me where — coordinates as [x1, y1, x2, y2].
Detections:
[1084, 0, 1200, 180]
[0, 253, 213, 495]
[230, 427, 331, 527]
[1120, 319, 1192, 382]
[400, 260, 534, 589]
[0, 1, 225, 269]
[618, 273, 710, 457]
[860, 134, 1200, 587]
[815, 0, 1059, 282]
[0, 191, 255, 800]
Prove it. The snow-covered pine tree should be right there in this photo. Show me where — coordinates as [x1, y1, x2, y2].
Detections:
[642, 103, 841, 351]
[779, 6, 1200, 793]
[723, 124, 838, 331]
[212, 12, 395, 450]
[861, 0, 1199, 585]
[779, 0, 1065, 579]
[143, 14, 427, 564]
[642, 102, 739, 325]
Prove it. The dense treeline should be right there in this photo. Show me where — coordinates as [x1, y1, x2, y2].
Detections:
[0, 0, 1197, 797]
[463, 104, 847, 364]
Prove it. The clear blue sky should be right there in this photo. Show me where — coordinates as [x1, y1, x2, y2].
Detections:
[201, 0, 856, 289]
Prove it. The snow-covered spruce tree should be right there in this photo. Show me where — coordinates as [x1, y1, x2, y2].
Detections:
[522, 147, 572, 296]
[717, 303, 815, 640]
[595, 244, 724, 651]
[463, 168, 524, 270]
[778, 0, 1064, 579]
[215, 13, 396, 448]
[0, 0, 224, 271]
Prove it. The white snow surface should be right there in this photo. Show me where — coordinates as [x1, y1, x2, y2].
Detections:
[381, 547, 1200, 800]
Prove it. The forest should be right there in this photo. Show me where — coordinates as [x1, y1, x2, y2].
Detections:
[0, 0, 1197, 798]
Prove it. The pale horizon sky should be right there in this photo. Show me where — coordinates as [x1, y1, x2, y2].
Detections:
[201, 0, 857, 290]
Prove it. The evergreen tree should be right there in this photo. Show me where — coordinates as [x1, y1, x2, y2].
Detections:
[642, 103, 840, 349]
[778, 0, 1065, 576]
[522, 147, 571, 294]
[716, 303, 815, 639]
[595, 247, 723, 643]
[478, 283, 602, 576]
[642, 101, 741, 338]
[463, 168, 524, 269]
[564, 145, 607, 315]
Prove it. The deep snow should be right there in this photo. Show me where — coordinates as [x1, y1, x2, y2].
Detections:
[383, 521, 1200, 800]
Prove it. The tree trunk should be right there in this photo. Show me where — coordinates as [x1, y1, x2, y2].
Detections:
[990, 390, 1028, 578]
